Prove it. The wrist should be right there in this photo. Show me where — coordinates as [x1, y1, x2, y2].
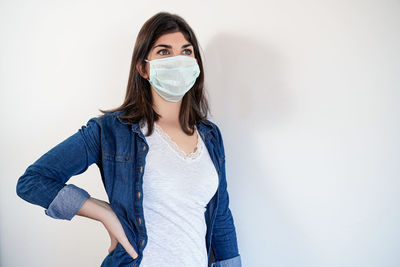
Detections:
[78, 197, 113, 222]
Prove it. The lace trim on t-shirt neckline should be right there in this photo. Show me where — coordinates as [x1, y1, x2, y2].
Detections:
[153, 122, 203, 160]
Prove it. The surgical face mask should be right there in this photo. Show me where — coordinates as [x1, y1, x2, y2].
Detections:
[144, 55, 200, 102]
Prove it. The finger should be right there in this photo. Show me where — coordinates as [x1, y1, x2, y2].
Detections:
[108, 244, 116, 254]
[108, 238, 118, 254]
[120, 240, 139, 259]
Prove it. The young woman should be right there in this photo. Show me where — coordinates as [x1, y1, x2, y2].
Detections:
[16, 12, 241, 267]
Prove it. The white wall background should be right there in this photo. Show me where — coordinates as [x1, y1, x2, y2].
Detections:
[1, 0, 399, 266]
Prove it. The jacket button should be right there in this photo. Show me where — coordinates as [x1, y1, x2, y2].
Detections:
[138, 217, 142, 224]
[141, 239, 145, 246]
[138, 191, 141, 199]
[140, 166, 143, 172]
[143, 145, 146, 151]
[218, 170, 221, 174]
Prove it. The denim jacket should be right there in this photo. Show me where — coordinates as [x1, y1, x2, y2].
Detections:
[16, 110, 242, 267]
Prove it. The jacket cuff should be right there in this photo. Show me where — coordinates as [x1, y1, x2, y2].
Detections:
[44, 184, 90, 220]
[211, 254, 242, 267]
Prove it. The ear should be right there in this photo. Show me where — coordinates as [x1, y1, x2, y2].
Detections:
[136, 62, 148, 79]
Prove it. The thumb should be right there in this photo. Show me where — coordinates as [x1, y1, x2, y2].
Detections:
[108, 237, 118, 254]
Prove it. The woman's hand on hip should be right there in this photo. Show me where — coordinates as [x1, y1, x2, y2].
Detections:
[76, 197, 139, 260]
[100, 202, 139, 260]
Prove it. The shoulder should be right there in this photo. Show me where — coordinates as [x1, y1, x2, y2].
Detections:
[98, 110, 122, 121]
[200, 119, 224, 145]
[82, 111, 129, 135]
[207, 119, 223, 136]
[94, 110, 129, 126]
[203, 119, 226, 159]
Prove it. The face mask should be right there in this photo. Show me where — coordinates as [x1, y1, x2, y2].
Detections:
[144, 55, 200, 102]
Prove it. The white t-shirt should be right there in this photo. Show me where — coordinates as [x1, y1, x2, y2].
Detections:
[139, 120, 219, 267]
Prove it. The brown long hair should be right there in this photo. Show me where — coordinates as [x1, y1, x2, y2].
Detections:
[99, 12, 210, 137]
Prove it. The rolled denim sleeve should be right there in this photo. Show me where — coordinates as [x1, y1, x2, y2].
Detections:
[16, 117, 101, 221]
[211, 254, 242, 267]
[44, 184, 91, 220]
[211, 124, 242, 266]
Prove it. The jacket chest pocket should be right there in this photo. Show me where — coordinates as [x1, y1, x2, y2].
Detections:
[102, 151, 131, 162]
[102, 151, 133, 186]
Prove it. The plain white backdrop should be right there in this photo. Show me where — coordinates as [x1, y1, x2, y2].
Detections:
[1, 0, 399, 266]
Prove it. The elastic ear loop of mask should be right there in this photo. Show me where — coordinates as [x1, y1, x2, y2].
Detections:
[144, 59, 150, 81]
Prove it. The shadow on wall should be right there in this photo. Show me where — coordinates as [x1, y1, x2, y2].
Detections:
[202, 32, 314, 266]
[202, 31, 292, 127]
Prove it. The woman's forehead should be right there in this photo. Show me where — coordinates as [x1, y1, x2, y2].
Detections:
[153, 32, 190, 46]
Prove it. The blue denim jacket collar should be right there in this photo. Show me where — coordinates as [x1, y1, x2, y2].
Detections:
[114, 110, 216, 142]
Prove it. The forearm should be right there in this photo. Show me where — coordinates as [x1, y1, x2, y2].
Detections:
[76, 197, 112, 222]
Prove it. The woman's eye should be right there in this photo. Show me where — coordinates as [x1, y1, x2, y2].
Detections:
[156, 48, 192, 56]
[157, 49, 169, 55]
[183, 49, 192, 55]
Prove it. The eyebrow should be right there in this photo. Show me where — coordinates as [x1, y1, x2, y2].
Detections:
[153, 43, 193, 49]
